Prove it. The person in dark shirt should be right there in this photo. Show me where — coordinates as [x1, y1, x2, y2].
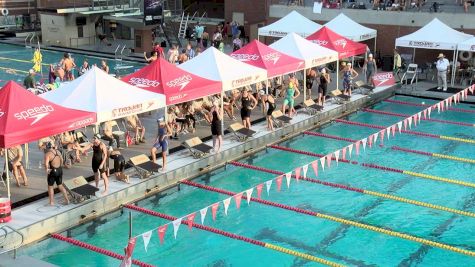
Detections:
[23, 69, 36, 89]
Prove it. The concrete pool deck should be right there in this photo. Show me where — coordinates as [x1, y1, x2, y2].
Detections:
[0, 85, 396, 254]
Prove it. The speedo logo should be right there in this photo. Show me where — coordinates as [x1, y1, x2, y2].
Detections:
[262, 52, 280, 64]
[129, 77, 160, 88]
[311, 40, 328, 46]
[68, 117, 94, 129]
[334, 39, 347, 48]
[373, 73, 394, 86]
[14, 104, 53, 125]
[166, 75, 192, 91]
[230, 54, 260, 62]
[0, 109, 4, 118]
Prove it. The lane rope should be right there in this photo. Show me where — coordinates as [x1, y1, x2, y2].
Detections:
[180, 180, 475, 257]
[303, 131, 358, 143]
[384, 99, 475, 114]
[362, 108, 475, 127]
[50, 233, 155, 267]
[229, 160, 475, 218]
[392, 146, 475, 164]
[123, 204, 343, 266]
[335, 119, 475, 144]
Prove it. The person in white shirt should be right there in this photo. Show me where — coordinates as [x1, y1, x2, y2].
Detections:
[436, 53, 450, 91]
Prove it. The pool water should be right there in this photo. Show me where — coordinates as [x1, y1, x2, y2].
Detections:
[0, 43, 144, 86]
[22, 95, 475, 266]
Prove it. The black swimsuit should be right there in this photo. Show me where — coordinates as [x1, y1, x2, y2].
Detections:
[92, 144, 105, 173]
[109, 153, 125, 173]
[319, 75, 328, 95]
[211, 110, 222, 136]
[266, 99, 276, 116]
[47, 150, 63, 186]
[240, 95, 252, 119]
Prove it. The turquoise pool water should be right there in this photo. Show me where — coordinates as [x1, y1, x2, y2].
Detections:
[0, 43, 144, 86]
[22, 95, 475, 266]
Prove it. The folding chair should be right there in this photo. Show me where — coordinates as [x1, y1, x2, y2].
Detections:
[330, 89, 351, 104]
[272, 110, 292, 128]
[63, 176, 99, 204]
[354, 80, 374, 95]
[129, 154, 160, 179]
[401, 63, 418, 87]
[303, 99, 323, 115]
[228, 123, 256, 142]
[182, 137, 213, 158]
[105, 120, 127, 148]
[74, 131, 91, 148]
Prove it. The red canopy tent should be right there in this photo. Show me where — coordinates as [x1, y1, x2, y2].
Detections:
[0, 81, 97, 148]
[306, 26, 368, 59]
[122, 58, 222, 105]
[230, 40, 304, 77]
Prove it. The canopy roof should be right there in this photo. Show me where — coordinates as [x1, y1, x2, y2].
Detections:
[458, 36, 475, 52]
[178, 47, 267, 91]
[258, 10, 322, 38]
[306, 26, 368, 59]
[395, 18, 473, 50]
[122, 58, 222, 105]
[41, 66, 165, 122]
[0, 81, 96, 148]
[270, 33, 338, 69]
[230, 40, 305, 77]
[325, 13, 377, 42]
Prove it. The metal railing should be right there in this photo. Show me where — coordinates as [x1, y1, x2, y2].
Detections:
[0, 225, 24, 259]
[24, 33, 37, 48]
[70, 36, 96, 48]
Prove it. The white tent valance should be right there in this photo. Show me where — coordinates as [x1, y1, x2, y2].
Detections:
[270, 33, 338, 69]
[40, 66, 166, 122]
[325, 13, 377, 42]
[395, 18, 473, 50]
[457, 36, 475, 52]
[178, 47, 267, 91]
[258, 10, 322, 38]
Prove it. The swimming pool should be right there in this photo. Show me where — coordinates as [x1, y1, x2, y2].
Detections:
[21, 95, 475, 266]
[0, 43, 144, 86]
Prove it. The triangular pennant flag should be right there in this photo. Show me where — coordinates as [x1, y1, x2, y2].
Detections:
[256, 184, 263, 199]
[445, 99, 449, 108]
[234, 193, 243, 209]
[355, 141, 360, 155]
[285, 172, 292, 188]
[141, 230, 152, 252]
[120, 237, 137, 267]
[158, 224, 168, 244]
[334, 150, 340, 165]
[245, 188, 254, 205]
[326, 154, 332, 168]
[437, 102, 441, 113]
[348, 143, 353, 157]
[276, 175, 283, 191]
[172, 218, 182, 239]
[320, 157, 325, 171]
[469, 86, 473, 94]
[449, 96, 453, 106]
[311, 160, 319, 176]
[342, 147, 347, 161]
[186, 213, 196, 230]
[379, 130, 385, 145]
[427, 107, 432, 119]
[412, 115, 417, 127]
[403, 119, 408, 131]
[223, 197, 231, 215]
[199, 207, 208, 224]
[385, 127, 390, 140]
[294, 167, 301, 181]
[362, 138, 367, 152]
[441, 101, 445, 112]
[373, 132, 378, 144]
[265, 180, 273, 195]
[302, 164, 308, 179]
[367, 134, 373, 148]
[391, 125, 396, 136]
[211, 203, 219, 221]
[460, 91, 464, 101]
[423, 109, 427, 119]
[397, 121, 402, 133]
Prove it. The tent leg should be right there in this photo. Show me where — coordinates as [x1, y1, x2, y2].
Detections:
[6, 148, 10, 199]
[413, 48, 416, 63]
[336, 59, 339, 90]
[25, 143, 29, 170]
[374, 37, 377, 54]
[265, 80, 269, 95]
[220, 92, 224, 136]
[451, 49, 457, 86]
[303, 69, 307, 100]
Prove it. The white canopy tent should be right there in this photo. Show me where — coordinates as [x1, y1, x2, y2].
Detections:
[325, 13, 377, 52]
[258, 10, 322, 39]
[178, 47, 267, 91]
[41, 66, 166, 122]
[270, 32, 339, 99]
[457, 36, 475, 52]
[395, 18, 473, 85]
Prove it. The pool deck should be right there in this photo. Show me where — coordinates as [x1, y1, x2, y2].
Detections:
[0, 84, 397, 253]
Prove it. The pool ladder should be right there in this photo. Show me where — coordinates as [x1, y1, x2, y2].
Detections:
[24, 32, 39, 49]
[0, 225, 24, 259]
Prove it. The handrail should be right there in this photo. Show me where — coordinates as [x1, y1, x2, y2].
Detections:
[190, 11, 198, 21]
[29, 33, 36, 48]
[24, 33, 32, 47]
[0, 225, 24, 259]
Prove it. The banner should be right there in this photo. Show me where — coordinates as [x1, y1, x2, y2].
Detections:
[372, 72, 395, 87]
[144, 0, 163, 25]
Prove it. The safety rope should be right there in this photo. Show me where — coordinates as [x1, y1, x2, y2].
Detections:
[303, 131, 358, 143]
[391, 146, 475, 164]
[384, 99, 475, 114]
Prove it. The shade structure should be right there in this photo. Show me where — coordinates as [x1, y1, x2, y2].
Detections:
[324, 13, 377, 42]
[270, 33, 338, 69]
[306, 26, 368, 59]
[178, 47, 267, 91]
[230, 40, 305, 77]
[122, 58, 222, 105]
[457, 36, 475, 52]
[41, 66, 165, 122]
[0, 81, 96, 148]
[395, 18, 472, 50]
[258, 10, 322, 38]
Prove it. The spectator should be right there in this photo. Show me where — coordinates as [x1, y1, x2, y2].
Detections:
[195, 23, 204, 46]
[144, 51, 158, 63]
[48, 64, 56, 84]
[23, 69, 36, 89]
[212, 29, 223, 49]
[436, 53, 449, 91]
[167, 45, 179, 64]
[44, 142, 69, 206]
[178, 49, 189, 64]
[232, 36, 242, 52]
[79, 60, 91, 76]
[125, 114, 146, 144]
[202, 30, 209, 48]
[62, 53, 76, 81]
[101, 60, 109, 74]
[393, 49, 402, 79]
[153, 43, 164, 58]
[102, 120, 121, 149]
[186, 43, 195, 59]
[1, 146, 28, 187]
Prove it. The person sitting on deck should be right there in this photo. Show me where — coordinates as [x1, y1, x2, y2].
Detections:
[1, 145, 28, 187]
[125, 114, 146, 145]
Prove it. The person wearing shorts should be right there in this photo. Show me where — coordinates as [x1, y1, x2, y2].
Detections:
[92, 134, 109, 195]
[107, 147, 128, 183]
[151, 118, 171, 171]
[44, 142, 69, 206]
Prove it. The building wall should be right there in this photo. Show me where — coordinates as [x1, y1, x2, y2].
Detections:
[0, 0, 36, 15]
[36, 0, 91, 9]
[224, 0, 267, 38]
[40, 13, 96, 47]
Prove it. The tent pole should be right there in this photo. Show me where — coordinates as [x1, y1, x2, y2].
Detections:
[265, 79, 269, 95]
[413, 48, 416, 63]
[25, 143, 29, 170]
[6, 148, 10, 199]
[374, 37, 377, 54]
[451, 49, 457, 86]
[220, 92, 224, 136]
[336, 59, 340, 90]
[303, 69, 307, 100]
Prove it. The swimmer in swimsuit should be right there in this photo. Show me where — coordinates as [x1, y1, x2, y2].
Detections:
[44, 142, 69, 206]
